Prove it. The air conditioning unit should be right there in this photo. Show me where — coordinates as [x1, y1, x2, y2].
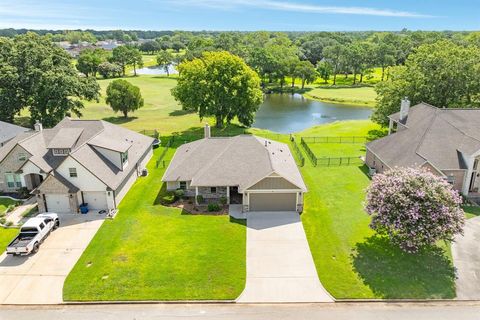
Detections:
[142, 169, 148, 176]
[369, 167, 377, 177]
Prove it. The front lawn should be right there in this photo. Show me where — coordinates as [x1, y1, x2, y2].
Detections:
[299, 122, 456, 299]
[0, 198, 19, 215]
[0, 228, 18, 252]
[63, 147, 246, 301]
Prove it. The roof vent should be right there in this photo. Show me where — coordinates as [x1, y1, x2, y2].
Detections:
[264, 140, 267, 147]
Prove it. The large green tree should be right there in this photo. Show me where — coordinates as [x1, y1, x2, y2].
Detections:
[0, 33, 100, 126]
[156, 50, 174, 76]
[105, 79, 144, 118]
[373, 40, 480, 126]
[110, 45, 143, 76]
[172, 51, 263, 128]
[77, 48, 109, 77]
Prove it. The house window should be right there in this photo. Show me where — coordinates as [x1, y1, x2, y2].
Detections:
[447, 175, 455, 185]
[53, 148, 70, 156]
[5, 174, 22, 188]
[18, 153, 27, 161]
[121, 151, 129, 164]
[179, 181, 187, 190]
[69, 168, 77, 178]
[210, 187, 217, 194]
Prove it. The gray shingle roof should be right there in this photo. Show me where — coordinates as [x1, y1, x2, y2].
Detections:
[368, 103, 480, 171]
[0, 121, 30, 145]
[0, 118, 153, 190]
[162, 135, 307, 192]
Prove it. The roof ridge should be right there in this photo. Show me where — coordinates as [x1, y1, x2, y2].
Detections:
[254, 136, 275, 173]
[413, 109, 439, 161]
[162, 139, 206, 180]
[191, 137, 240, 185]
[437, 112, 480, 143]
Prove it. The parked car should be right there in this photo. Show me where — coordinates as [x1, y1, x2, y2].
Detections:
[6, 213, 60, 256]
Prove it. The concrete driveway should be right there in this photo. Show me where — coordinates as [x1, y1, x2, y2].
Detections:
[0, 213, 104, 304]
[237, 211, 333, 303]
[452, 216, 480, 300]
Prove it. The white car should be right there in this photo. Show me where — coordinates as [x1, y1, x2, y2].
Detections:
[6, 213, 60, 256]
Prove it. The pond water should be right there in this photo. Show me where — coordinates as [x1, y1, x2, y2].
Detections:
[252, 93, 372, 133]
[135, 65, 178, 75]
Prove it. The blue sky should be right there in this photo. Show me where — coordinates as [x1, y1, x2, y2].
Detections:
[0, 0, 479, 31]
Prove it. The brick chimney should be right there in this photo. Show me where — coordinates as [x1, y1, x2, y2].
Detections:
[204, 123, 211, 139]
[399, 97, 411, 122]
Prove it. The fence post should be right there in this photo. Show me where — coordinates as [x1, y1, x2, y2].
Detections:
[339, 158, 342, 166]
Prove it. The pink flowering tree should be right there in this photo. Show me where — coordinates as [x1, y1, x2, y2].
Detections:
[365, 167, 465, 252]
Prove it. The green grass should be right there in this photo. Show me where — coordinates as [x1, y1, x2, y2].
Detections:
[463, 206, 480, 219]
[299, 121, 456, 299]
[307, 142, 366, 158]
[0, 228, 18, 252]
[63, 146, 246, 301]
[0, 198, 19, 215]
[303, 86, 377, 107]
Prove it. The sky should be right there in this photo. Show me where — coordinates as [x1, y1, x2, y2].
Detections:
[0, 0, 479, 31]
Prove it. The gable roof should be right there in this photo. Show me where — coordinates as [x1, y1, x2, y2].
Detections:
[0, 118, 153, 190]
[162, 135, 307, 192]
[0, 121, 30, 144]
[368, 103, 480, 171]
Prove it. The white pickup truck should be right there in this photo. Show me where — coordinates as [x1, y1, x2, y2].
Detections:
[6, 213, 60, 256]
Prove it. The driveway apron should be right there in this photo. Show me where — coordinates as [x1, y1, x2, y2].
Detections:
[0, 213, 104, 304]
[452, 216, 480, 300]
[237, 211, 333, 303]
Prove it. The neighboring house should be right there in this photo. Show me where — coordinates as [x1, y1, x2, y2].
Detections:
[162, 125, 307, 213]
[0, 118, 153, 213]
[366, 100, 480, 197]
[0, 121, 30, 147]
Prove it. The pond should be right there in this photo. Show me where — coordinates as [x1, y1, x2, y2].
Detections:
[252, 93, 372, 133]
[135, 65, 178, 75]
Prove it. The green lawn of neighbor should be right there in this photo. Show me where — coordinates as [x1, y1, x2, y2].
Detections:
[303, 86, 377, 107]
[0, 198, 19, 214]
[299, 122, 456, 299]
[0, 228, 18, 252]
[463, 206, 480, 219]
[63, 146, 246, 301]
[307, 142, 366, 158]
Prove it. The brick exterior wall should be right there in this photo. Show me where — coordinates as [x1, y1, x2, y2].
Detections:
[0, 145, 30, 192]
[442, 169, 466, 193]
[365, 148, 389, 174]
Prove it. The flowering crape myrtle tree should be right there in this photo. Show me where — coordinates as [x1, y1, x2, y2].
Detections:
[365, 167, 465, 253]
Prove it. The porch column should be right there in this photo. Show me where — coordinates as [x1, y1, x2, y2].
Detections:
[195, 187, 199, 205]
[226, 186, 230, 204]
[388, 119, 393, 135]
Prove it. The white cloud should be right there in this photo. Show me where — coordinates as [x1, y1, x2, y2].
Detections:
[168, 0, 434, 18]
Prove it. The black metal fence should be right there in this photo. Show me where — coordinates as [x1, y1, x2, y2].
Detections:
[139, 129, 159, 138]
[300, 137, 318, 166]
[301, 136, 367, 144]
[155, 136, 174, 168]
[316, 156, 364, 167]
[290, 139, 305, 167]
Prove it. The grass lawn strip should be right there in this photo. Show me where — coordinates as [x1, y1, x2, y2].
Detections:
[63, 146, 246, 301]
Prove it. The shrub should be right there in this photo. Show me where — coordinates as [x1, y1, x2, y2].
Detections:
[5, 204, 15, 213]
[174, 189, 185, 199]
[208, 203, 220, 212]
[16, 187, 30, 199]
[0, 217, 6, 225]
[365, 167, 465, 252]
[160, 192, 177, 205]
[196, 195, 204, 204]
[219, 196, 227, 205]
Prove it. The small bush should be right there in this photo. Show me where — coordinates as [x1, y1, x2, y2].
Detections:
[174, 189, 185, 198]
[219, 196, 227, 205]
[6, 204, 16, 213]
[16, 187, 30, 199]
[0, 217, 6, 225]
[196, 195, 204, 204]
[208, 203, 220, 212]
[160, 192, 177, 205]
[4, 221, 13, 227]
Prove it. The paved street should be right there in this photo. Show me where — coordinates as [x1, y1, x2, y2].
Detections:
[1, 302, 480, 320]
[237, 211, 333, 303]
[0, 213, 104, 304]
[452, 216, 480, 299]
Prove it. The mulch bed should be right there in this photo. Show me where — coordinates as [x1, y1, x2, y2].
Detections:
[166, 199, 229, 215]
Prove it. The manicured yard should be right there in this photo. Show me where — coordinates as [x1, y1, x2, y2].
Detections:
[0, 198, 19, 215]
[303, 86, 377, 107]
[299, 122, 456, 299]
[307, 142, 366, 158]
[0, 228, 18, 252]
[63, 146, 246, 301]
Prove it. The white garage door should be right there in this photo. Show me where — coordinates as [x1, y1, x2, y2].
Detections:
[249, 193, 297, 212]
[82, 192, 108, 210]
[45, 194, 71, 213]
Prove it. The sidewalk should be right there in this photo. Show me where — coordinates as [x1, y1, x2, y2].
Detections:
[5, 197, 37, 226]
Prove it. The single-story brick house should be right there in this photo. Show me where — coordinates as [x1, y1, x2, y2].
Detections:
[162, 125, 307, 213]
[0, 118, 153, 213]
[366, 100, 480, 197]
